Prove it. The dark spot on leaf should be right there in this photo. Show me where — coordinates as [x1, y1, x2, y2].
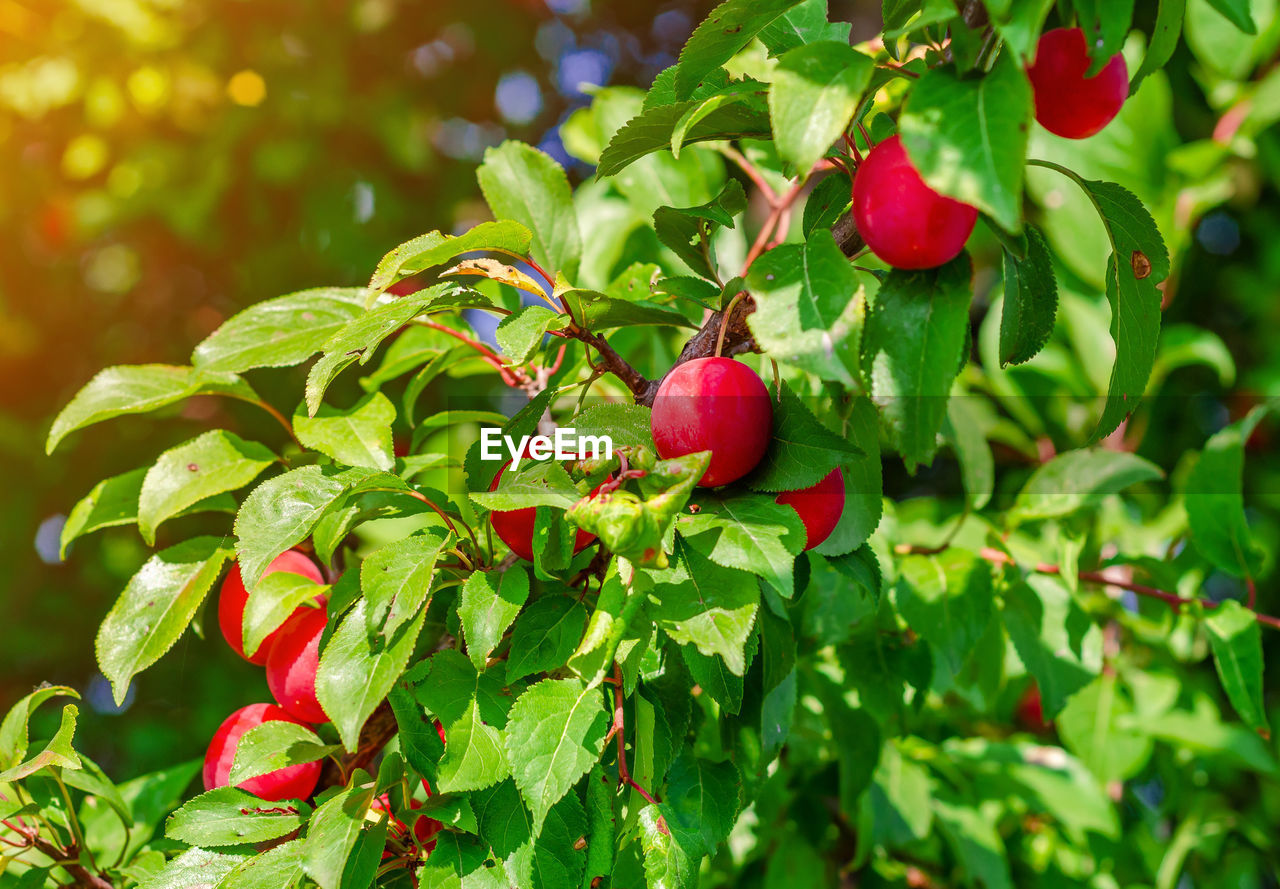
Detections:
[573, 836, 588, 851]
[187, 463, 199, 472]
[724, 24, 742, 33]
[687, 504, 701, 514]
[1131, 251, 1152, 279]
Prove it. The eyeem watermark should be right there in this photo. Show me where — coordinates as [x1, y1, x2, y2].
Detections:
[479, 428, 613, 469]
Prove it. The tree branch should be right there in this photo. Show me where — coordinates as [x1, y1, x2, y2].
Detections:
[319, 700, 400, 789]
[896, 544, 1280, 630]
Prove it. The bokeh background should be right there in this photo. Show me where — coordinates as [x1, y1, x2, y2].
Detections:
[4, 0, 1280, 787]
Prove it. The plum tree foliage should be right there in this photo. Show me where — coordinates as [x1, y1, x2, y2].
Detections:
[7, 1, 1280, 887]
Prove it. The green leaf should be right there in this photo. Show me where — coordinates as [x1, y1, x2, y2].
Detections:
[999, 226, 1058, 366]
[596, 91, 771, 177]
[0, 704, 81, 782]
[801, 171, 852, 239]
[165, 787, 309, 846]
[219, 840, 306, 889]
[941, 397, 994, 511]
[899, 53, 1032, 231]
[459, 567, 531, 669]
[243, 572, 327, 659]
[235, 465, 360, 587]
[990, 0, 1055, 60]
[933, 793, 1014, 889]
[1056, 673, 1153, 784]
[653, 180, 747, 280]
[1205, 600, 1268, 734]
[96, 537, 234, 705]
[504, 678, 609, 831]
[1030, 167, 1169, 440]
[893, 550, 994, 674]
[770, 42, 873, 175]
[495, 305, 568, 363]
[1131, 0, 1188, 93]
[361, 531, 449, 642]
[416, 651, 514, 794]
[759, 0, 852, 53]
[477, 141, 581, 280]
[682, 642, 751, 715]
[862, 254, 974, 470]
[61, 469, 146, 558]
[1185, 406, 1269, 578]
[0, 685, 78, 769]
[867, 741, 934, 845]
[673, 0, 806, 98]
[506, 597, 589, 684]
[228, 720, 338, 785]
[191, 288, 368, 374]
[679, 491, 806, 597]
[315, 597, 428, 750]
[303, 777, 378, 889]
[559, 289, 697, 332]
[63, 751, 132, 833]
[648, 537, 759, 675]
[138, 431, 276, 545]
[83, 760, 201, 867]
[639, 804, 700, 889]
[1001, 575, 1103, 718]
[437, 697, 513, 795]
[1073, 0, 1135, 72]
[305, 283, 463, 414]
[1010, 448, 1163, 525]
[569, 403, 656, 452]
[465, 386, 558, 493]
[662, 753, 740, 857]
[471, 460, 584, 512]
[137, 848, 248, 889]
[746, 230, 867, 386]
[534, 791, 589, 889]
[48, 365, 255, 454]
[62, 470, 237, 558]
[1205, 0, 1256, 32]
[368, 220, 534, 292]
[568, 574, 652, 684]
[746, 383, 861, 492]
[294, 391, 397, 471]
[811, 398, 883, 557]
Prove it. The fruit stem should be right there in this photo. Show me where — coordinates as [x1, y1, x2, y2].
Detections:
[718, 146, 777, 204]
[715, 291, 747, 358]
[415, 318, 529, 387]
[609, 663, 660, 806]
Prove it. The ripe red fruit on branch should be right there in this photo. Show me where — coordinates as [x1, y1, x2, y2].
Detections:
[489, 462, 598, 562]
[1016, 685, 1051, 733]
[202, 703, 321, 801]
[266, 606, 329, 723]
[852, 135, 978, 270]
[1027, 27, 1128, 139]
[219, 550, 324, 665]
[650, 357, 772, 488]
[776, 468, 845, 551]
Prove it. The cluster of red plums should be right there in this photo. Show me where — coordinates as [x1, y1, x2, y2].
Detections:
[854, 27, 1128, 270]
[202, 550, 444, 850]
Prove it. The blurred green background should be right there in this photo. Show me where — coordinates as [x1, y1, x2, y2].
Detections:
[5, 0, 1280, 789]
